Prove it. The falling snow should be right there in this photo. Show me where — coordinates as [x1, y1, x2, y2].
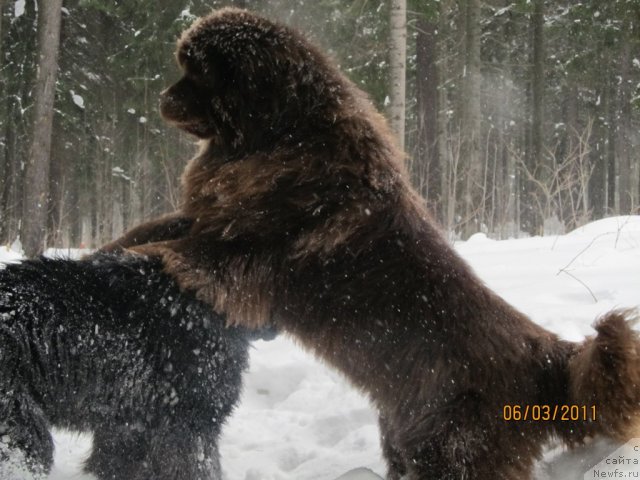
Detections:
[13, 0, 25, 18]
[70, 90, 85, 110]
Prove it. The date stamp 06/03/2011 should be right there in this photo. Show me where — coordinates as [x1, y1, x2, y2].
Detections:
[502, 404, 597, 422]
[502, 406, 640, 478]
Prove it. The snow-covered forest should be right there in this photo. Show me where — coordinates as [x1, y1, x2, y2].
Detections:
[0, 0, 639, 255]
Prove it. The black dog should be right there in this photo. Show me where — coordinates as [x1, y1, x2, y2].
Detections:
[0, 253, 271, 480]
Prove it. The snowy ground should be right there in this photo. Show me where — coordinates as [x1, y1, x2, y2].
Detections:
[1, 216, 639, 480]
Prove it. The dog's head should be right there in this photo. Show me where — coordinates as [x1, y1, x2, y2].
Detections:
[160, 8, 347, 152]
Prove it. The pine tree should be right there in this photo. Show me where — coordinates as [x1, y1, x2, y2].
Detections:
[22, 0, 64, 257]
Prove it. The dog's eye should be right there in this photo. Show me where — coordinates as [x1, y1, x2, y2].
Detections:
[181, 61, 216, 89]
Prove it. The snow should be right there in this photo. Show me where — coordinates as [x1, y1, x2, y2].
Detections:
[1, 216, 639, 480]
[13, 0, 25, 18]
[6, 240, 23, 258]
[70, 90, 85, 110]
[494, 6, 513, 17]
[180, 8, 196, 22]
[334, 468, 383, 480]
[111, 166, 134, 183]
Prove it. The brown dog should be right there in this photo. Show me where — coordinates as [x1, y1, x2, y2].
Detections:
[105, 9, 640, 479]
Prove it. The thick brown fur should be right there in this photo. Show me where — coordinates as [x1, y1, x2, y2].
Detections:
[106, 9, 640, 479]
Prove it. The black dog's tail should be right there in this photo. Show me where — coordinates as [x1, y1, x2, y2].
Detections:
[562, 309, 640, 443]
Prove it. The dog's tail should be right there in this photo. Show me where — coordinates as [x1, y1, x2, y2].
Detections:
[564, 309, 640, 442]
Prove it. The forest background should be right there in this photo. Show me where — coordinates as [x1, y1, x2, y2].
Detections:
[0, 0, 638, 256]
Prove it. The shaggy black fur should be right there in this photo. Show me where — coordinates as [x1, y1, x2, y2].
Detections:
[0, 253, 267, 480]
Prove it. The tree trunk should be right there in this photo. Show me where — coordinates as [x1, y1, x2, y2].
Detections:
[68, 172, 81, 247]
[1, 105, 20, 244]
[415, 13, 441, 219]
[0, 0, 5, 53]
[617, 28, 634, 214]
[437, 0, 454, 230]
[460, 0, 482, 237]
[521, 0, 545, 235]
[389, 0, 407, 150]
[590, 74, 607, 219]
[48, 115, 68, 248]
[21, 0, 63, 257]
[2, 0, 37, 244]
[0, 0, 6, 242]
[501, 1, 517, 235]
[606, 73, 617, 213]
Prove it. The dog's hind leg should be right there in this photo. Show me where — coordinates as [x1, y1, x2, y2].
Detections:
[86, 425, 221, 480]
[379, 413, 408, 480]
[0, 337, 54, 477]
[84, 426, 147, 479]
[395, 393, 543, 480]
[400, 427, 536, 480]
